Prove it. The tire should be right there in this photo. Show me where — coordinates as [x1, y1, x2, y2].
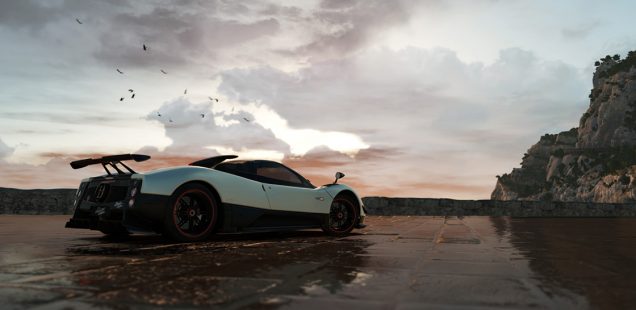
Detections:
[321, 194, 359, 236]
[163, 183, 218, 242]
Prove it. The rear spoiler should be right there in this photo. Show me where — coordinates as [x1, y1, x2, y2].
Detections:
[70, 154, 150, 175]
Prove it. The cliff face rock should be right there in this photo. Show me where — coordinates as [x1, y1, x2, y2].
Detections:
[579, 59, 636, 148]
[493, 52, 636, 202]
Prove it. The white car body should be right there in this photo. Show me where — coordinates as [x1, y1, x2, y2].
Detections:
[66, 154, 366, 238]
[135, 166, 365, 216]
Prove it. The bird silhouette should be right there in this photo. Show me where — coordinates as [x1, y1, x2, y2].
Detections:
[231, 107, 235, 112]
[75, 18, 83, 25]
[200, 113, 206, 118]
[143, 44, 148, 51]
[169, 118, 173, 123]
[120, 97, 124, 101]
[243, 117, 250, 122]
[128, 89, 134, 93]
[116, 69, 124, 74]
[157, 112, 162, 117]
[131, 93, 135, 99]
[160, 69, 167, 74]
[184, 89, 187, 95]
[208, 96, 219, 102]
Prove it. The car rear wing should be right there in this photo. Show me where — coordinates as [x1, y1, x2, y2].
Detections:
[70, 154, 150, 175]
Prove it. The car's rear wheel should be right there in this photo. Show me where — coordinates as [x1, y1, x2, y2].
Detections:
[163, 183, 218, 242]
[322, 194, 359, 236]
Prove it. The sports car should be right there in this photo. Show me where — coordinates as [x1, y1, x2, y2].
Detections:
[65, 154, 367, 242]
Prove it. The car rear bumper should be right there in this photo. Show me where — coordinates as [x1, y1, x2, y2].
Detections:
[65, 192, 171, 233]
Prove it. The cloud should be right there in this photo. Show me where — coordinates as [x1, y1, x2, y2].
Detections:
[216, 46, 589, 198]
[0, 152, 102, 189]
[284, 0, 417, 60]
[145, 98, 290, 155]
[92, 3, 282, 69]
[562, 20, 601, 40]
[0, 138, 14, 159]
[0, 0, 131, 31]
[0, 1, 601, 198]
[0, 0, 63, 31]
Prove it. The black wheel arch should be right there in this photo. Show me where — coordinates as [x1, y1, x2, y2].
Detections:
[331, 189, 364, 225]
[172, 180, 224, 231]
[332, 189, 360, 208]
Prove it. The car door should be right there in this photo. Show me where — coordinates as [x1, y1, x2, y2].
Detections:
[255, 161, 331, 214]
[212, 161, 271, 211]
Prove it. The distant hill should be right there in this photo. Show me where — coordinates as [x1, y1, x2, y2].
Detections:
[493, 51, 636, 202]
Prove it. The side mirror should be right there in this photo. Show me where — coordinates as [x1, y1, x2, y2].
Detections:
[334, 172, 345, 184]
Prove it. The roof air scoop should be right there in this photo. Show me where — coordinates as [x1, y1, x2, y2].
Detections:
[189, 155, 238, 168]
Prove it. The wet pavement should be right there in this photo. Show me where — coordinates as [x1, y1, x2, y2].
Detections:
[1, 216, 635, 309]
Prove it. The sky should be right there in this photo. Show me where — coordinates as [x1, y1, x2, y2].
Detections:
[1, 0, 636, 198]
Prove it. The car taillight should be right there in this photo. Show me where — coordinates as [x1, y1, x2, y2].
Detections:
[74, 182, 88, 207]
[128, 180, 141, 208]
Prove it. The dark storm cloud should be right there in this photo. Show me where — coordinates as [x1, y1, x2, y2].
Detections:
[319, 0, 357, 10]
[0, 0, 280, 68]
[94, 6, 280, 68]
[286, 0, 417, 59]
[258, 4, 302, 18]
[0, 0, 63, 30]
[0, 0, 131, 30]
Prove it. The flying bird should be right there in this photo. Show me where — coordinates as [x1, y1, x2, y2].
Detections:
[184, 89, 187, 95]
[143, 44, 148, 51]
[131, 93, 135, 99]
[208, 97, 219, 102]
[160, 69, 167, 74]
[116, 69, 124, 74]
[243, 117, 250, 122]
[200, 113, 205, 118]
[169, 118, 173, 123]
[157, 112, 162, 117]
[128, 89, 134, 93]
[75, 18, 83, 25]
[231, 107, 235, 112]
[120, 97, 124, 101]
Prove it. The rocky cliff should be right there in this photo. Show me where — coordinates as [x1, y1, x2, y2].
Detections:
[493, 52, 636, 202]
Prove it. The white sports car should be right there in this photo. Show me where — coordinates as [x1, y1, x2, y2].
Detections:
[65, 154, 367, 242]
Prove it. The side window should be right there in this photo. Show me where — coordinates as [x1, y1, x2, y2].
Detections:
[215, 162, 256, 178]
[256, 163, 303, 185]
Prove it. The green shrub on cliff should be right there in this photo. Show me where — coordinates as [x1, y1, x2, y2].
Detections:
[597, 50, 636, 78]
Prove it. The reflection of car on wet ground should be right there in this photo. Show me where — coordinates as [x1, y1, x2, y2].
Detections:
[65, 154, 366, 242]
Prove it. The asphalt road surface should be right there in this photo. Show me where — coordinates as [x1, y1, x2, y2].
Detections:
[1, 215, 635, 309]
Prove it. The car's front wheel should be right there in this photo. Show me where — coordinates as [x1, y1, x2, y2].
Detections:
[163, 183, 218, 242]
[321, 194, 359, 236]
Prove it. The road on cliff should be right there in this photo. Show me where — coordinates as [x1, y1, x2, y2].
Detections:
[1, 215, 635, 309]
